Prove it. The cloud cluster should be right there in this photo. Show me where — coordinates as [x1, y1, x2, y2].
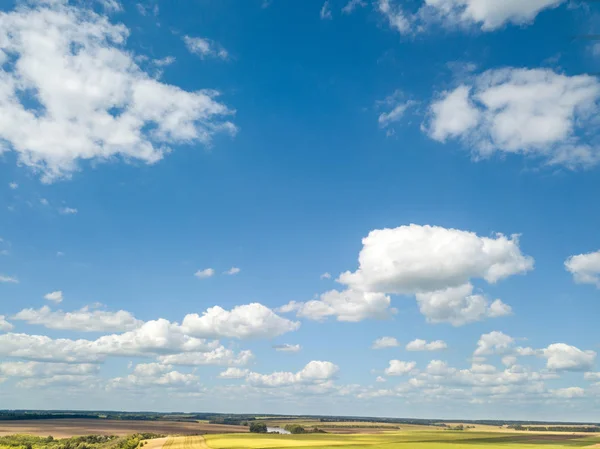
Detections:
[377, 0, 565, 35]
[426, 68, 600, 169]
[0, 1, 236, 181]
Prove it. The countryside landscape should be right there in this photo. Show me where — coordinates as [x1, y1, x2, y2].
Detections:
[1, 411, 600, 449]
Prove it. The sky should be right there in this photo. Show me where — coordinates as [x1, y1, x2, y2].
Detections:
[1, 0, 600, 422]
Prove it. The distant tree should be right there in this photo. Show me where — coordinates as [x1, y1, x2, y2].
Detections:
[249, 422, 267, 433]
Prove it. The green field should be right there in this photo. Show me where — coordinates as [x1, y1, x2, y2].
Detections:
[204, 431, 600, 449]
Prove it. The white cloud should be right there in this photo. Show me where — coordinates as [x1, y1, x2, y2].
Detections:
[0, 318, 219, 363]
[153, 56, 175, 67]
[110, 365, 198, 389]
[551, 386, 585, 399]
[501, 355, 518, 367]
[421, 0, 565, 31]
[0, 316, 14, 332]
[44, 291, 64, 303]
[194, 268, 215, 279]
[0, 275, 18, 283]
[246, 361, 339, 388]
[17, 374, 100, 389]
[543, 343, 596, 372]
[273, 344, 302, 353]
[375, 376, 386, 383]
[385, 360, 417, 376]
[584, 372, 600, 381]
[280, 289, 395, 322]
[377, 0, 565, 35]
[59, 207, 78, 215]
[342, 0, 366, 14]
[372, 337, 400, 349]
[183, 36, 229, 60]
[182, 303, 300, 339]
[565, 250, 600, 288]
[320, 1, 332, 19]
[0, 1, 236, 182]
[219, 367, 249, 379]
[40, 199, 50, 206]
[406, 339, 447, 351]
[416, 283, 512, 326]
[0, 361, 98, 378]
[224, 267, 241, 275]
[320, 272, 332, 280]
[158, 347, 253, 366]
[339, 225, 533, 294]
[426, 69, 600, 169]
[378, 0, 411, 34]
[13, 305, 142, 332]
[9, 182, 18, 189]
[474, 331, 514, 356]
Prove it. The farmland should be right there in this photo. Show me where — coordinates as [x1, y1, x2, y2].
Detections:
[0, 420, 248, 438]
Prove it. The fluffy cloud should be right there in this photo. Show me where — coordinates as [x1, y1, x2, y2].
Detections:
[416, 284, 512, 326]
[565, 250, 600, 288]
[0, 1, 236, 181]
[372, 337, 400, 349]
[542, 344, 596, 372]
[0, 319, 218, 362]
[406, 339, 447, 351]
[13, 306, 142, 332]
[385, 360, 417, 376]
[551, 387, 585, 399]
[43, 291, 63, 303]
[182, 303, 300, 339]
[194, 268, 215, 279]
[0, 361, 98, 378]
[426, 69, 600, 169]
[158, 347, 253, 366]
[183, 36, 229, 60]
[246, 361, 339, 388]
[273, 344, 302, 353]
[378, 0, 565, 35]
[339, 225, 533, 294]
[279, 289, 395, 322]
[474, 331, 515, 356]
[0, 316, 13, 332]
[219, 367, 249, 379]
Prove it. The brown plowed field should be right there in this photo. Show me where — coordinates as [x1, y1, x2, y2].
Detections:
[0, 419, 249, 438]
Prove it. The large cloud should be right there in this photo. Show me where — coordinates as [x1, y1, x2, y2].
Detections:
[377, 0, 565, 35]
[13, 305, 142, 332]
[565, 250, 600, 288]
[426, 69, 600, 169]
[542, 344, 596, 372]
[182, 303, 300, 339]
[0, 0, 236, 181]
[339, 225, 533, 294]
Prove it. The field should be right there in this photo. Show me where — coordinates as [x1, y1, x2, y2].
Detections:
[0, 419, 248, 438]
[203, 431, 600, 449]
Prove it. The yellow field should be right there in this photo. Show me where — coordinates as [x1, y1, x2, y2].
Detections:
[146, 430, 600, 449]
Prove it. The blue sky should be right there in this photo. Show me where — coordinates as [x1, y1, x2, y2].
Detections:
[1, 0, 600, 421]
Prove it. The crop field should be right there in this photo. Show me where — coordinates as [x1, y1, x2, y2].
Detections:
[0, 419, 249, 438]
[203, 432, 600, 449]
